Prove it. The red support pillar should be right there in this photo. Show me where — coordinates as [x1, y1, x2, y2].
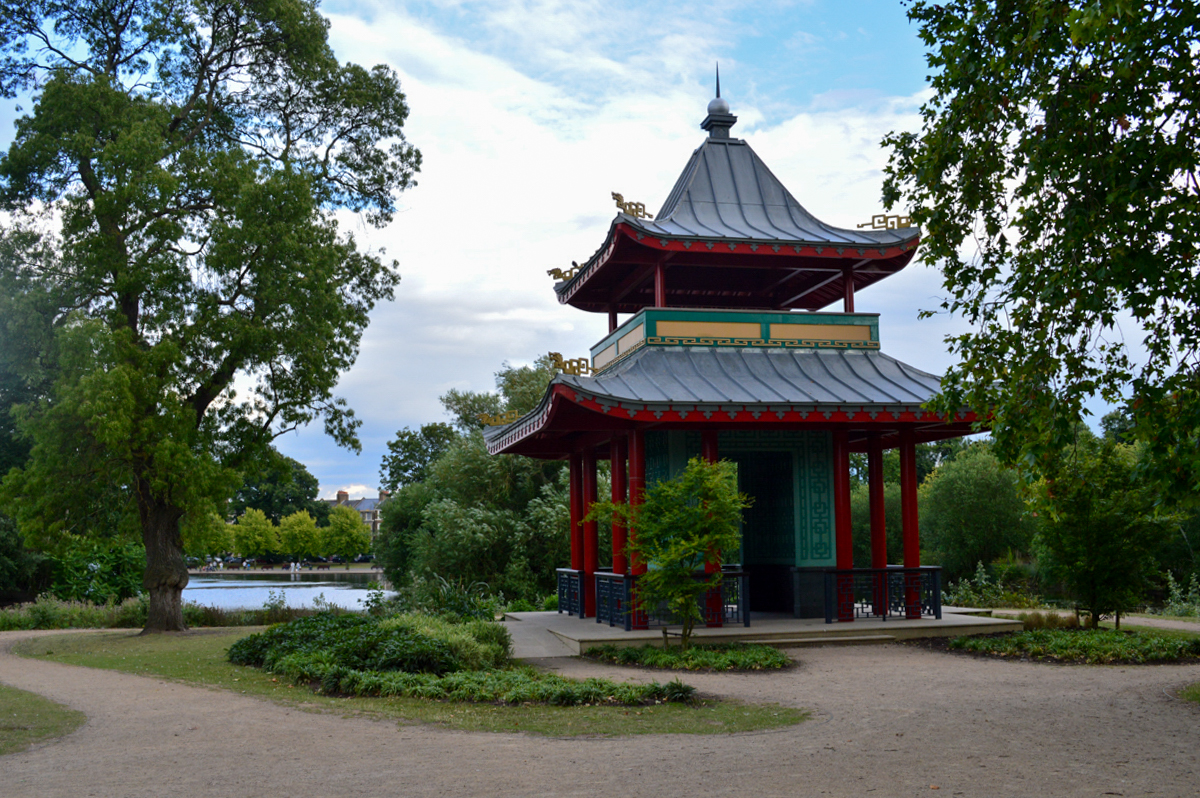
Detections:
[610, 437, 628, 575]
[899, 428, 921, 618]
[700, 429, 722, 626]
[582, 448, 599, 617]
[868, 433, 887, 568]
[867, 432, 887, 617]
[843, 267, 855, 313]
[568, 453, 583, 572]
[607, 305, 618, 334]
[654, 261, 666, 307]
[832, 429, 854, 622]
[627, 429, 648, 629]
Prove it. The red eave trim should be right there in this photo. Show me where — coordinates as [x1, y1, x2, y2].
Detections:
[487, 383, 979, 455]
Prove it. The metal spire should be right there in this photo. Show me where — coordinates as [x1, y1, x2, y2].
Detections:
[716, 62, 721, 98]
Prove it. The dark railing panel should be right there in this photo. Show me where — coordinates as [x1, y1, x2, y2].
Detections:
[556, 568, 584, 618]
[823, 567, 942, 623]
[591, 568, 750, 631]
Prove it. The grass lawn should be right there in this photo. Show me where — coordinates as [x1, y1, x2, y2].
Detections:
[13, 629, 808, 737]
[0, 683, 87, 756]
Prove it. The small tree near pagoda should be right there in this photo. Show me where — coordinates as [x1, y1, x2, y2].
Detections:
[589, 457, 749, 649]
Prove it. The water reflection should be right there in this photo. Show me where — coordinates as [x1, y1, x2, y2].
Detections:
[183, 571, 394, 611]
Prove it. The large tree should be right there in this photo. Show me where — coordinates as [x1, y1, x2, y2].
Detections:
[883, 1, 1200, 491]
[0, 1, 420, 630]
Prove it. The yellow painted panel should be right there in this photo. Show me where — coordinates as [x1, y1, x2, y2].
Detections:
[592, 344, 618, 369]
[617, 324, 646, 353]
[769, 323, 871, 342]
[656, 321, 762, 340]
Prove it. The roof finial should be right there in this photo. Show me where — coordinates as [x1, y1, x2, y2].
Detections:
[703, 64, 735, 138]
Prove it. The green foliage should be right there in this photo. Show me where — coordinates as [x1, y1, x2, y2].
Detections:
[231, 449, 329, 526]
[228, 612, 693, 706]
[920, 444, 1035, 582]
[0, 512, 50, 600]
[1157, 572, 1200, 618]
[883, 2, 1200, 496]
[849, 482, 904, 567]
[47, 538, 144, 604]
[232, 509, 280, 558]
[319, 506, 372, 562]
[379, 422, 459, 491]
[0, 593, 326, 630]
[1018, 611, 1080, 631]
[278, 511, 320, 560]
[584, 643, 790, 671]
[0, 0, 419, 631]
[590, 458, 749, 649]
[1035, 438, 1169, 625]
[181, 511, 233, 558]
[406, 574, 501, 621]
[944, 562, 1045, 609]
[949, 629, 1200, 665]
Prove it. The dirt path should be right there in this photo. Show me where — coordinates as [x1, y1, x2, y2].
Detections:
[2, 629, 1198, 798]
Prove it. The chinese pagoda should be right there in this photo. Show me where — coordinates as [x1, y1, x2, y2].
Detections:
[484, 88, 979, 628]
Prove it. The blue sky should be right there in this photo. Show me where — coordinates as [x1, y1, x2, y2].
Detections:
[0, 2, 1031, 497]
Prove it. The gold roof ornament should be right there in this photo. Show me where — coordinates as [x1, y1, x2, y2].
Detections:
[857, 213, 914, 230]
[477, 409, 521, 426]
[549, 351, 594, 377]
[612, 192, 654, 219]
[547, 260, 582, 281]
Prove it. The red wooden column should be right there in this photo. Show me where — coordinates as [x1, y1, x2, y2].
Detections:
[627, 429, 648, 629]
[582, 448, 599, 617]
[568, 453, 583, 572]
[832, 429, 854, 622]
[868, 433, 887, 568]
[609, 437, 628, 575]
[654, 261, 667, 307]
[843, 267, 855, 312]
[867, 432, 887, 617]
[700, 430, 722, 627]
[899, 428, 921, 618]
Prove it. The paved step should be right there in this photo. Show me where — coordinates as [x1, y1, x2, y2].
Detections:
[739, 634, 896, 648]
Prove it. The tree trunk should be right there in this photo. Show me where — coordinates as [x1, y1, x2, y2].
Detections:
[139, 490, 188, 633]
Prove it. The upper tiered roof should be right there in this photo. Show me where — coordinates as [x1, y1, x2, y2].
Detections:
[554, 90, 920, 314]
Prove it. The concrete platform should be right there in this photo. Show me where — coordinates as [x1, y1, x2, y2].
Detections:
[503, 607, 1022, 657]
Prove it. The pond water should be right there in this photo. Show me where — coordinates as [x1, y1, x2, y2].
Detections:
[183, 571, 394, 611]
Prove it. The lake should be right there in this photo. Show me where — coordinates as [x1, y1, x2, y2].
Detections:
[183, 571, 394, 611]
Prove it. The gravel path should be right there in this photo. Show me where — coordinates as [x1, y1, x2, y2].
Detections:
[2, 629, 1198, 798]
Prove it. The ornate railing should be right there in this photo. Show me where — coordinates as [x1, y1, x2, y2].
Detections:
[594, 569, 750, 631]
[823, 567, 942, 623]
[556, 568, 584, 617]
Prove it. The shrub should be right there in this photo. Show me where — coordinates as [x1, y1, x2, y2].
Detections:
[944, 562, 1044, 609]
[406, 574, 501, 621]
[541, 593, 558, 612]
[1018, 611, 1080, 631]
[584, 643, 790, 671]
[505, 598, 537, 613]
[949, 629, 1200, 664]
[1157, 572, 1200, 618]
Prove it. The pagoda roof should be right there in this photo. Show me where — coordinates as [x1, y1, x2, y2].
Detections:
[483, 347, 977, 458]
[630, 136, 917, 247]
[553, 97, 920, 314]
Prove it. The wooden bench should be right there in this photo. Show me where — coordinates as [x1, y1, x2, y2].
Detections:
[316, 563, 331, 571]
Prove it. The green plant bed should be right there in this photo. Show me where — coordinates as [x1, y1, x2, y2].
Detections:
[584, 643, 791, 671]
[950, 628, 1200, 665]
[14, 629, 807, 736]
[0, 683, 87, 755]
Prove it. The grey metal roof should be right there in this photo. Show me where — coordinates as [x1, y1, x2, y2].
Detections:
[560, 346, 942, 406]
[621, 137, 918, 247]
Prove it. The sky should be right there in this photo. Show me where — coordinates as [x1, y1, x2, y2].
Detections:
[0, 1, 1034, 498]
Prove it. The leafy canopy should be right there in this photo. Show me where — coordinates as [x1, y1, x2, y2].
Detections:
[0, 0, 419, 629]
[883, 1, 1200, 491]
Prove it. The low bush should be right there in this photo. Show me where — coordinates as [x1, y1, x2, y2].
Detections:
[949, 629, 1200, 664]
[0, 594, 321, 631]
[542, 594, 558, 612]
[944, 562, 1044, 609]
[227, 612, 696, 707]
[1155, 572, 1200, 618]
[584, 643, 791, 671]
[1018, 611, 1080, 631]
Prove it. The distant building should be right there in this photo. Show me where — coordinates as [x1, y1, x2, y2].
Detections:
[323, 489, 390, 537]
